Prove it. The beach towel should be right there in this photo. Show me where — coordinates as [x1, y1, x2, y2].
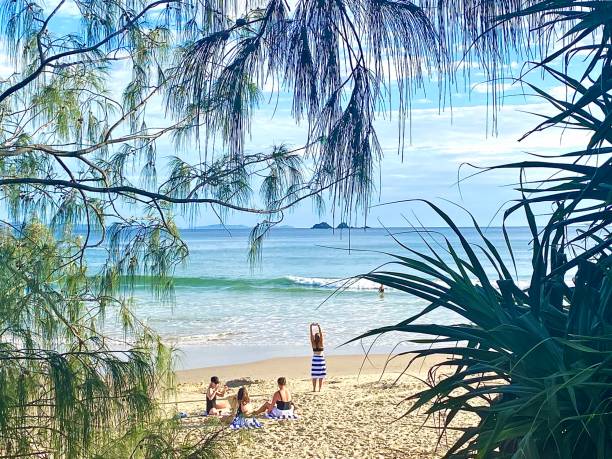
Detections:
[230, 415, 263, 430]
[265, 407, 299, 420]
[311, 353, 327, 378]
[200, 410, 231, 417]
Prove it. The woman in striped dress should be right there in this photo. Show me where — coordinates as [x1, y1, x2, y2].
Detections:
[309, 323, 326, 392]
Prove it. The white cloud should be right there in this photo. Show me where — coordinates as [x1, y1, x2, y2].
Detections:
[44, 0, 82, 17]
[0, 51, 16, 80]
[470, 82, 517, 94]
[547, 84, 579, 101]
[379, 102, 589, 162]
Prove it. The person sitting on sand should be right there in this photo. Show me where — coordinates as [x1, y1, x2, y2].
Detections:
[310, 323, 327, 391]
[253, 377, 294, 416]
[236, 387, 255, 417]
[206, 376, 230, 415]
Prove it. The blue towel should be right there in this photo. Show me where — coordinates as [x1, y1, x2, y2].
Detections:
[230, 415, 263, 430]
[265, 411, 299, 420]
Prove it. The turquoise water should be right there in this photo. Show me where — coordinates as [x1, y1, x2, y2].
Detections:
[91, 227, 537, 367]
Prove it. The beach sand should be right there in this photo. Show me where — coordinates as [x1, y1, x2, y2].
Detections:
[170, 354, 475, 458]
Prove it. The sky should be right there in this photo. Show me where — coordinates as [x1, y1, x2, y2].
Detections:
[0, 1, 592, 229]
[210, 62, 590, 228]
[242, 88, 587, 228]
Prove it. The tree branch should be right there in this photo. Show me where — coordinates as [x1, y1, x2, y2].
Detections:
[0, 0, 180, 104]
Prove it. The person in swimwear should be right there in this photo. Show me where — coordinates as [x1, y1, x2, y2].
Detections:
[310, 323, 327, 391]
[236, 386, 255, 416]
[253, 377, 294, 415]
[206, 376, 230, 415]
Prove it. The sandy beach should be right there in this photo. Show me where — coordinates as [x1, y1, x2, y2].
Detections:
[170, 354, 475, 458]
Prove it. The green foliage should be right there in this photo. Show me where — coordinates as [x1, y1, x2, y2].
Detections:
[0, 1, 453, 457]
[90, 419, 230, 458]
[357, 206, 611, 458]
[2, 0, 609, 457]
[0, 0, 451, 235]
[0, 222, 176, 458]
[354, 1, 612, 457]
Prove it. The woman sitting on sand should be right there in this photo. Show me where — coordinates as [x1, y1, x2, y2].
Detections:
[310, 323, 327, 391]
[253, 377, 294, 416]
[206, 376, 230, 415]
[236, 387, 255, 416]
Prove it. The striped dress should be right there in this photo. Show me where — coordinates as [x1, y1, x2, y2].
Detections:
[311, 353, 327, 378]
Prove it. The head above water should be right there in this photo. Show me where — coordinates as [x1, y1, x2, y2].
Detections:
[210, 376, 219, 385]
[277, 377, 286, 387]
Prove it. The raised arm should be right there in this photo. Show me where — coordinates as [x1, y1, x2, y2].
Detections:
[309, 323, 316, 347]
[316, 324, 324, 348]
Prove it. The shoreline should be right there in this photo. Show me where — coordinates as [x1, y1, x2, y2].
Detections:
[176, 352, 439, 383]
[172, 342, 422, 371]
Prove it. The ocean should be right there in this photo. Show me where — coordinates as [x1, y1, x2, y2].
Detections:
[91, 227, 536, 368]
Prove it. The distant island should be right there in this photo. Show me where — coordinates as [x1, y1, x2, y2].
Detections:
[311, 221, 371, 230]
